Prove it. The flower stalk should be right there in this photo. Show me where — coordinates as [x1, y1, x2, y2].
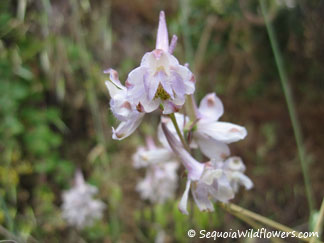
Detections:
[169, 113, 191, 152]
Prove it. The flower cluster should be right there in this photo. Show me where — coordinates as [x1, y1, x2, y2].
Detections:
[61, 170, 106, 229]
[106, 11, 252, 214]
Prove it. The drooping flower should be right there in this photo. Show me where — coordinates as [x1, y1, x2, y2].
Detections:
[158, 92, 247, 160]
[125, 11, 196, 114]
[61, 170, 105, 229]
[133, 137, 179, 203]
[190, 157, 253, 212]
[105, 68, 144, 140]
[161, 123, 252, 214]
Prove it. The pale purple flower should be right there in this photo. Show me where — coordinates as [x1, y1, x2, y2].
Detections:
[194, 93, 247, 160]
[158, 92, 247, 160]
[190, 157, 253, 213]
[105, 11, 195, 139]
[125, 11, 196, 114]
[162, 123, 252, 214]
[105, 68, 144, 140]
[133, 137, 179, 203]
[61, 170, 105, 229]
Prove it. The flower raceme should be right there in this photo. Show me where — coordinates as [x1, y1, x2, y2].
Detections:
[105, 10, 251, 215]
[105, 11, 196, 140]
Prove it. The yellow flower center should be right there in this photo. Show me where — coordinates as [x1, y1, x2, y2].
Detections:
[154, 83, 170, 100]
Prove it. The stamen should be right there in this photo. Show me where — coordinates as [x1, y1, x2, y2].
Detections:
[154, 83, 171, 100]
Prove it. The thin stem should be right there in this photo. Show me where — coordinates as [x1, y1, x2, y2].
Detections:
[231, 210, 263, 229]
[259, 0, 314, 215]
[310, 198, 324, 243]
[219, 202, 322, 243]
[169, 113, 190, 151]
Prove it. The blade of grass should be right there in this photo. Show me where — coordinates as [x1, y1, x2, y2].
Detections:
[310, 198, 324, 243]
[259, 0, 314, 215]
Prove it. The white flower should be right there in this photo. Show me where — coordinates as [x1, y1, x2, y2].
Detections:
[190, 157, 253, 213]
[105, 68, 144, 140]
[161, 123, 252, 214]
[125, 11, 195, 114]
[194, 93, 247, 160]
[133, 137, 179, 204]
[105, 11, 195, 139]
[61, 171, 105, 229]
[158, 93, 247, 160]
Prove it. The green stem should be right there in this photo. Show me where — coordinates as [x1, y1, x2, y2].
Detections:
[169, 113, 191, 151]
[310, 198, 324, 243]
[259, 0, 314, 215]
[219, 202, 322, 243]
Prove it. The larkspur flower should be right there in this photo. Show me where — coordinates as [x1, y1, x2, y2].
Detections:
[105, 68, 144, 140]
[105, 11, 195, 139]
[161, 123, 252, 214]
[158, 92, 247, 160]
[126, 11, 196, 114]
[61, 170, 105, 229]
[133, 137, 179, 203]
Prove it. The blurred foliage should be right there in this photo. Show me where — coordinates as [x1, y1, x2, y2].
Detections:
[0, 0, 323, 242]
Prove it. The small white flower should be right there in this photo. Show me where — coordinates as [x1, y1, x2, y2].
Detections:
[126, 11, 195, 114]
[194, 93, 247, 160]
[105, 68, 144, 140]
[161, 123, 252, 214]
[105, 11, 195, 139]
[158, 92, 247, 160]
[133, 137, 179, 204]
[190, 157, 253, 213]
[61, 171, 105, 229]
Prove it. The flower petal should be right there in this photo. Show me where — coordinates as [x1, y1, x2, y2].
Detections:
[192, 182, 215, 212]
[169, 34, 178, 54]
[178, 180, 191, 215]
[197, 121, 247, 144]
[161, 123, 204, 181]
[112, 113, 144, 140]
[158, 71, 174, 98]
[104, 69, 125, 97]
[173, 65, 195, 95]
[110, 93, 133, 121]
[127, 66, 147, 104]
[195, 134, 230, 160]
[213, 176, 234, 203]
[170, 70, 185, 99]
[156, 11, 169, 52]
[198, 93, 224, 121]
[136, 148, 174, 167]
[144, 72, 160, 101]
[141, 97, 160, 113]
[224, 156, 246, 172]
[162, 101, 182, 114]
[229, 172, 253, 192]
